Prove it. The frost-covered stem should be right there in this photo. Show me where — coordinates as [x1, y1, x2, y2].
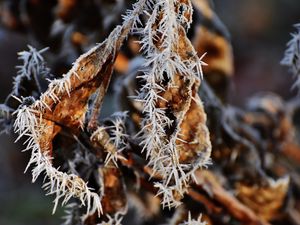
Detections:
[138, 0, 180, 159]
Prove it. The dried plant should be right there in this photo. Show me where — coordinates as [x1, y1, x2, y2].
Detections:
[1, 0, 300, 225]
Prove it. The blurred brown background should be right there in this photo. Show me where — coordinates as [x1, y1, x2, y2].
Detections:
[0, 0, 299, 224]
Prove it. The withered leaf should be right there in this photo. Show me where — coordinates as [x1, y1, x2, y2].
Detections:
[159, 26, 211, 165]
[32, 23, 133, 154]
[236, 178, 289, 221]
[194, 170, 271, 225]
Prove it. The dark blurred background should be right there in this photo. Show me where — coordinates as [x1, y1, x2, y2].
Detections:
[0, 0, 299, 224]
[215, 0, 300, 104]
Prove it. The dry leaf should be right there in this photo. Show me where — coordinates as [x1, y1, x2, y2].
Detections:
[236, 178, 289, 221]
